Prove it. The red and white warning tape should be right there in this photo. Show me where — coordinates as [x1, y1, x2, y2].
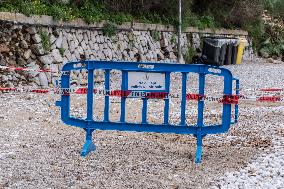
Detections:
[0, 65, 57, 73]
[1, 65, 284, 92]
[1, 87, 283, 104]
[1, 65, 283, 103]
[0, 87, 50, 93]
[238, 87, 284, 92]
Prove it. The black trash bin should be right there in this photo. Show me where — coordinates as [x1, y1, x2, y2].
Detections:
[231, 43, 238, 65]
[220, 43, 227, 66]
[202, 38, 227, 66]
[224, 43, 233, 65]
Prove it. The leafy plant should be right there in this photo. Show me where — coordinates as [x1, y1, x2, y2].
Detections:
[108, 12, 133, 25]
[59, 47, 65, 56]
[249, 20, 284, 58]
[184, 46, 197, 64]
[183, 11, 218, 30]
[127, 32, 135, 48]
[244, 20, 265, 51]
[150, 30, 161, 42]
[263, 0, 284, 18]
[170, 35, 177, 45]
[0, 0, 283, 60]
[79, 1, 104, 24]
[102, 22, 117, 37]
[49, 4, 76, 21]
[39, 30, 51, 53]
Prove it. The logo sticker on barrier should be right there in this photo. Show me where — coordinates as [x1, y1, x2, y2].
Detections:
[56, 60, 239, 163]
[128, 72, 166, 91]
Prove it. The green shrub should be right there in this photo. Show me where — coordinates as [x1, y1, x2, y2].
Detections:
[102, 22, 117, 37]
[244, 20, 266, 51]
[184, 46, 197, 64]
[49, 4, 74, 21]
[249, 20, 284, 57]
[263, 0, 284, 18]
[127, 32, 135, 48]
[0, 0, 283, 60]
[170, 35, 177, 45]
[150, 30, 161, 42]
[108, 12, 133, 25]
[59, 47, 65, 56]
[78, 1, 104, 24]
[39, 30, 51, 53]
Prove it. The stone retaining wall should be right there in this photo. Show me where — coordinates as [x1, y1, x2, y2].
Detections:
[0, 12, 252, 88]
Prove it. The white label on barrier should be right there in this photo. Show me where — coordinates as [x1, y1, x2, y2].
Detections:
[128, 72, 166, 91]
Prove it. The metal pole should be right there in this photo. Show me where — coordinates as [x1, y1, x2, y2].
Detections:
[177, 0, 182, 63]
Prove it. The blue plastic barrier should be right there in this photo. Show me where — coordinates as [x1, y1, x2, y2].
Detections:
[56, 60, 239, 163]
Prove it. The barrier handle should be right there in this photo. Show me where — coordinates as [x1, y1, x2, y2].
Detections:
[232, 78, 239, 124]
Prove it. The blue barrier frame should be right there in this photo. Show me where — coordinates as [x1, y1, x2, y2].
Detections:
[56, 60, 239, 163]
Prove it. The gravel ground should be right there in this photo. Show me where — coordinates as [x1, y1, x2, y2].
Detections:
[0, 58, 284, 189]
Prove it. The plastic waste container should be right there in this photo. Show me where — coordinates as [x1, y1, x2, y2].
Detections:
[223, 38, 239, 65]
[224, 43, 233, 65]
[231, 42, 238, 65]
[202, 38, 229, 66]
[236, 38, 247, 64]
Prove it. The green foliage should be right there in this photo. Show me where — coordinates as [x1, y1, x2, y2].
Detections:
[246, 19, 284, 57]
[0, 0, 48, 16]
[78, 1, 105, 24]
[111, 35, 119, 44]
[0, 0, 262, 30]
[108, 12, 133, 25]
[0, 0, 283, 59]
[0, 0, 216, 28]
[260, 25, 284, 57]
[0, 0, 76, 21]
[102, 22, 117, 37]
[170, 35, 177, 45]
[150, 30, 161, 42]
[0, 0, 131, 24]
[244, 20, 266, 51]
[59, 47, 65, 56]
[127, 32, 135, 48]
[49, 4, 74, 21]
[191, 0, 264, 28]
[117, 43, 121, 50]
[183, 13, 218, 30]
[39, 30, 51, 53]
[184, 46, 197, 64]
[263, 0, 284, 17]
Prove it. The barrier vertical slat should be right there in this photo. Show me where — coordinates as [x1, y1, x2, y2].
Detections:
[61, 71, 70, 118]
[164, 72, 170, 124]
[87, 69, 94, 121]
[120, 70, 127, 122]
[104, 69, 110, 122]
[180, 72, 187, 125]
[197, 73, 205, 126]
[222, 74, 233, 132]
[142, 98, 147, 124]
[234, 79, 239, 123]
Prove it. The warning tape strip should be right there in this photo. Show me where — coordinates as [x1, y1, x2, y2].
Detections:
[1, 65, 283, 93]
[0, 65, 57, 73]
[0, 87, 50, 93]
[1, 87, 284, 104]
[238, 87, 284, 92]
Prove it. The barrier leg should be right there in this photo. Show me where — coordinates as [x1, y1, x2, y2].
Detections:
[81, 129, 96, 157]
[195, 133, 203, 164]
